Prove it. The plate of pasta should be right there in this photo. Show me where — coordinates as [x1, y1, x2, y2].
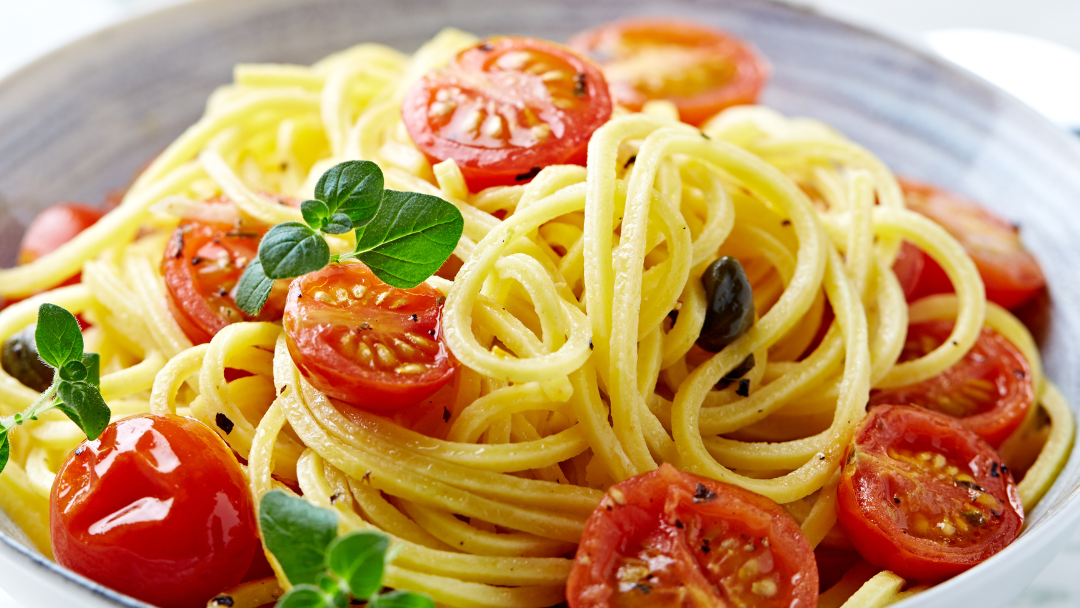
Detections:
[1, 1, 1079, 608]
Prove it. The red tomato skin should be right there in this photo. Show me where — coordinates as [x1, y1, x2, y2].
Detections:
[567, 463, 818, 608]
[283, 263, 457, 412]
[892, 241, 926, 300]
[900, 180, 1045, 310]
[401, 37, 612, 191]
[51, 415, 259, 608]
[837, 405, 1023, 583]
[18, 202, 106, 265]
[568, 18, 769, 126]
[870, 321, 1033, 447]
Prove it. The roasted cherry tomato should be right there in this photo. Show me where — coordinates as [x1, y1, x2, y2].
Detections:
[901, 180, 1046, 309]
[163, 215, 288, 345]
[870, 320, 1033, 448]
[568, 19, 768, 125]
[18, 202, 106, 265]
[51, 414, 260, 608]
[567, 463, 817, 608]
[401, 36, 612, 191]
[283, 262, 457, 411]
[838, 405, 1023, 582]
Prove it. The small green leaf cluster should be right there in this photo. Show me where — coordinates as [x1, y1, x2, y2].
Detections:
[0, 304, 111, 474]
[260, 491, 433, 608]
[237, 161, 463, 315]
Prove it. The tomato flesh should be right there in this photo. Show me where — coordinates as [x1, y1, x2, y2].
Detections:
[567, 463, 817, 608]
[19, 202, 106, 266]
[568, 19, 768, 125]
[838, 405, 1023, 582]
[283, 262, 457, 412]
[870, 320, 1033, 447]
[401, 36, 612, 191]
[901, 180, 1046, 310]
[51, 414, 259, 608]
[163, 212, 288, 344]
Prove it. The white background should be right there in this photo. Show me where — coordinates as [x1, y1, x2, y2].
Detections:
[0, 1, 1078, 607]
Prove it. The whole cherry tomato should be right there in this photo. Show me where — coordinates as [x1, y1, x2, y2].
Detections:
[283, 262, 457, 411]
[51, 414, 260, 608]
[901, 179, 1045, 310]
[162, 208, 288, 344]
[567, 463, 818, 608]
[401, 36, 612, 191]
[568, 19, 768, 125]
[18, 202, 106, 265]
[870, 320, 1033, 447]
[838, 405, 1023, 582]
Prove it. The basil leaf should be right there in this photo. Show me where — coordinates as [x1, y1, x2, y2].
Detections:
[259, 222, 330, 280]
[55, 380, 111, 441]
[368, 590, 436, 608]
[0, 431, 9, 475]
[259, 490, 338, 586]
[236, 259, 276, 316]
[35, 304, 83, 369]
[277, 585, 334, 608]
[315, 161, 384, 225]
[322, 214, 352, 235]
[59, 360, 88, 383]
[82, 353, 100, 388]
[301, 200, 331, 231]
[353, 191, 463, 288]
[326, 532, 388, 601]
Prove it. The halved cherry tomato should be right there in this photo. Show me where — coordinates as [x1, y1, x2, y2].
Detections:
[892, 240, 925, 301]
[567, 463, 817, 608]
[568, 19, 768, 126]
[401, 37, 612, 191]
[838, 405, 1023, 582]
[18, 202, 106, 265]
[283, 262, 457, 411]
[901, 180, 1046, 309]
[51, 414, 260, 608]
[163, 212, 288, 345]
[869, 320, 1033, 447]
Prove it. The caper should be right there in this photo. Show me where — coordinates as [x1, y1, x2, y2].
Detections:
[715, 354, 755, 390]
[697, 256, 754, 352]
[2, 325, 54, 392]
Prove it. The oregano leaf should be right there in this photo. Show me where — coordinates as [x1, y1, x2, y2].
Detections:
[236, 259, 276, 315]
[301, 199, 330, 230]
[82, 353, 101, 388]
[0, 431, 9, 475]
[259, 491, 339, 586]
[368, 590, 436, 608]
[59, 360, 88, 383]
[322, 213, 352, 235]
[315, 161, 384, 225]
[55, 380, 111, 441]
[277, 585, 334, 608]
[259, 222, 330, 280]
[35, 304, 83, 369]
[326, 532, 388, 601]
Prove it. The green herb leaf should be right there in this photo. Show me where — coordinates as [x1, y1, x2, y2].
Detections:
[315, 161, 384, 225]
[82, 353, 100, 388]
[326, 532, 388, 601]
[35, 304, 83, 369]
[259, 490, 339, 586]
[322, 214, 352, 235]
[0, 431, 9, 475]
[236, 259, 276, 315]
[353, 190, 463, 288]
[55, 380, 111, 440]
[368, 590, 436, 608]
[301, 200, 331, 231]
[259, 223, 330, 280]
[277, 585, 335, 608]
[59, 360, 88, 383]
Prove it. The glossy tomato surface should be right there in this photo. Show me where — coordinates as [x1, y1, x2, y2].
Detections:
[401, 36, 612, 191]
[163, 215, 288, 344]
[18, 202, 106, 265]
[51, 415, 259, 608]
[838, 405, 1023, 582]
[870, 320, 1033, 447]
[567, 463, 817, 608]
[283, 262, 457, 412]
[568, 19, 768, 125]
[901, 180, 1046, 309]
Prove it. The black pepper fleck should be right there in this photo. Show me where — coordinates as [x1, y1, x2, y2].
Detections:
[211, 597, 234, 607]
[634, 583, 652, 594]
[573, 73, 587, 98]
[515, 166, 542, 182]
[215, 413, 234, 435]
[694, 483, 718, 503]
[894, 497, 900, 504]
[74, 446, 85, 456]
[990, 462, 1000, 478]
[623, 155, 637, 169]
[478, 42, 493, 52]
[736, 378, 750, 397]
[443, 407, 451, 423]
[781, 219, 792, 227]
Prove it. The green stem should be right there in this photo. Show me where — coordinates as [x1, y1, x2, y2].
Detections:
[0, 377, 61, 432]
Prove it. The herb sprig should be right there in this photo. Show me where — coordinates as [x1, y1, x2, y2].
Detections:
[237, 161, 463, 315]
[259, 490, 434, 608]
[0, 304, 111, 474]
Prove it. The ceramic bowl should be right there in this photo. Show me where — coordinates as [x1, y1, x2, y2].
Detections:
[1, 1, 1080, 607]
